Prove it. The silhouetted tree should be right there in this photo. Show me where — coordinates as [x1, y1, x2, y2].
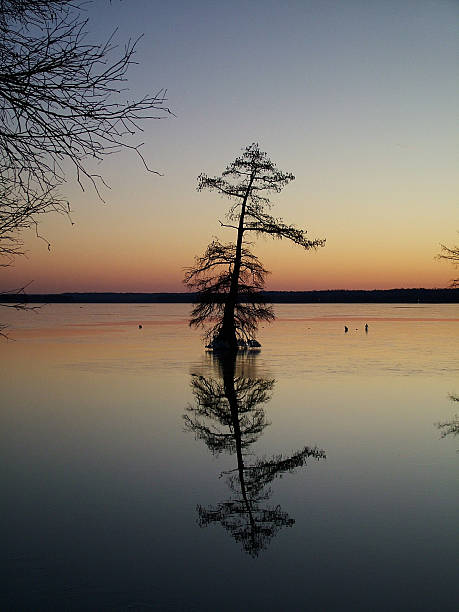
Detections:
[184, 353, 326, 556]
[184, 144, 325, 350]
[437, 237, 459, 287]
[0, 0, 170, 265]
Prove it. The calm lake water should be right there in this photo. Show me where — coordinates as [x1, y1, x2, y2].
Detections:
[1, 303, 458, 611]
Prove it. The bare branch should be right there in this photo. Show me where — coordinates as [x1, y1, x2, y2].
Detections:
[437, 237, 459, 287]
[0, 0, 171, 265]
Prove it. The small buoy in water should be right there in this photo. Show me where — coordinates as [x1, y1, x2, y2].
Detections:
[139, 324, 143, 329]
[365, 324, 368, 333]
[344, 326, 348, 333]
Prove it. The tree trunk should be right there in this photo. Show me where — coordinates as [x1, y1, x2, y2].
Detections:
[218, 173, 255, 350]
[222, 355, 256, 534]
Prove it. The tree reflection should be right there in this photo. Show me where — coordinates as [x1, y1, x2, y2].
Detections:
[436, 393, 459, 443]
[184, 352, 326, 557]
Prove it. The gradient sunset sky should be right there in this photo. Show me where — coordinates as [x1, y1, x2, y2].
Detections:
[1, 0, 457, 293]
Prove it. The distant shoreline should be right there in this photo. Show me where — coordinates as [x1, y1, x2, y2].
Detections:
[2, 288, 458, 303]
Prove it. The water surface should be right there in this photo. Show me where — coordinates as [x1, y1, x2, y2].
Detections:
[1, 304, 458, 611]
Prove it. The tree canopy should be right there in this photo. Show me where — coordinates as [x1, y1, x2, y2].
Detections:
[184, 239, 275, 344]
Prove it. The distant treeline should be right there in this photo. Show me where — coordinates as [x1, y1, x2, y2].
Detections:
[2, 288, 458, 303]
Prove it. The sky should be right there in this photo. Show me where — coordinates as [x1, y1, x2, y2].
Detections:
[1, 0, 458, 293]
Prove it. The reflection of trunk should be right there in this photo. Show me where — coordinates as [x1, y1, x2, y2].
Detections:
[218, 174, 255, 349]
[221, 355, 256, 536]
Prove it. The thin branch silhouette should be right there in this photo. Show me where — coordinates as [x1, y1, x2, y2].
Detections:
[0, 0, 171, 264]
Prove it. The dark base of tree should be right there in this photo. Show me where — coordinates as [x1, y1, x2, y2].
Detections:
[206, 333, 238, 353]
[205, 337, 262, 353]
[205, 328, 262, 352]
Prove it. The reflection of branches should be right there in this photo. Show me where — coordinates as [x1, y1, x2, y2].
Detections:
[185, 353, 326, 556]
[436, 416, 459, 439]
[184, 373, 272, 454]
[435, 394, 459, 448]
[199, 445, 325, 557]
[227, 446, 326, 501]
[198, 502, 292, 557]
[1, 283, 40, 339]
